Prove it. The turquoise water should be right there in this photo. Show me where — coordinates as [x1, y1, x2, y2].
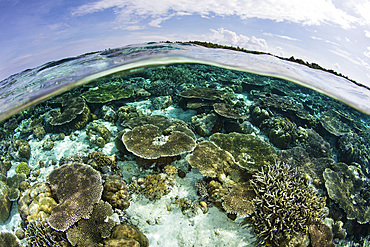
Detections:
[0, 43, 369, 246]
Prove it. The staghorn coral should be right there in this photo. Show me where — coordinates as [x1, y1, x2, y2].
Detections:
[25, 219, 71, 247]
[103, 224, 149, 247]
[132, 166, 177, 200]
[66, 201, 115, 247]
[209, 132, 277, 172]
[242, 162, 326, 246]
[102, 174, 130, 210]
[46, 163, 103, 231]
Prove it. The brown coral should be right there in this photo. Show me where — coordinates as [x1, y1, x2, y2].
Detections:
[102, 174, 130, 210]
[122, 124, 195, 159]
[242, 162, 326, 246]
[66, 201, 115, 247]
[308, 223, 335, 247]
[209, 132, 277, 172]
[46, 163, 103, 231]
[104, 224, 149, 247]
[188, 141, 246, 186]
[222, 182, 255, 217]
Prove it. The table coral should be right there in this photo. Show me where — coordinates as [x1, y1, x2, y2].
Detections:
[46, 163, 103, 231]
[66, 201, 115, 247]
[323, 162, 370, 224]
[242, 162, 326, 246]
[49, 94, 86, 126]
[81, 84, 134, 103]
[25, 219, 71, 247]
[122, 116, 196, 160]
[188, 141, 246, 186]
[209, 132, 277, 172]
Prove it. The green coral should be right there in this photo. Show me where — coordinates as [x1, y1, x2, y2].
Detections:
[15, 162, 31, 176]
[81, 85, 134, 103]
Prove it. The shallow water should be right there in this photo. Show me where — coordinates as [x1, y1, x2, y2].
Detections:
[0, 43, 370, 246]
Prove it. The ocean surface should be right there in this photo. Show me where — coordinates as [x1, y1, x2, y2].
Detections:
[0, 42, 369, 246]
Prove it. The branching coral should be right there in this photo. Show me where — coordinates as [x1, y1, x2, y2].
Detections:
[242, 162, 326, 246]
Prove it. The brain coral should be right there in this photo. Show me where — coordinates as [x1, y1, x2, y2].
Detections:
[46, 163, 103, 231]
[103, 224, 149, 247]
[242, 162, 326, 246]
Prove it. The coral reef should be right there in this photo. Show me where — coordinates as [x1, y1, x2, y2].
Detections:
[116, 105, 143, 125]
[103, 224, 149, 247]
[0, 181, 11, 222]
[180, 87, 232, 101]
[150, 95, 172, 109]
[66, 201, 115, 247]
[308, 223, 335, 247]
[222, 182, 255, 217]
[14, 139, 31, 159]
[242, 162, 326, 246]
[319, 110, 351, 137]
[18, 182, 57, 223]
[46, 163, 103, 231]
[132, 166, 177, 200]
[25, 219, 71, 247]
[81, 84, 134, 103]
[209, 132, 277, 172]
[15, 161, 31, 176]
[86, 123, 112, 148]
[87, 151, 117, 173]
[122, 115, 196, 160]
[190, 113, 222, 137]
[6, 173, 26, 201]
[102, 174, 130, 210]
[213, 102, 248, 120]
[48, 95, 86, 126]
[188, 141, 246, 186]
[0, 232, 21, 247]
[323, 162, 370, 224]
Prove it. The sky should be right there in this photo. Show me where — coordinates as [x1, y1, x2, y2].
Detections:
[1, 0, 370, 87]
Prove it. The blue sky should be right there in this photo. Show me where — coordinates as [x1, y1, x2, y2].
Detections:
[1, 0, 370, 87]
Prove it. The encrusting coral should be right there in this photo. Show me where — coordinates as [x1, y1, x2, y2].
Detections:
[242, 162, 326, 246]
[46, 163, 103, 231]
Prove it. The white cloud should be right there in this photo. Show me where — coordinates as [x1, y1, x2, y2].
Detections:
[204, 28, 269, 51]
[71, 0, 360, 30]
[263, 32, 299, 41]
[364, 47, 370, 59]
[365, 30, 370, 38]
